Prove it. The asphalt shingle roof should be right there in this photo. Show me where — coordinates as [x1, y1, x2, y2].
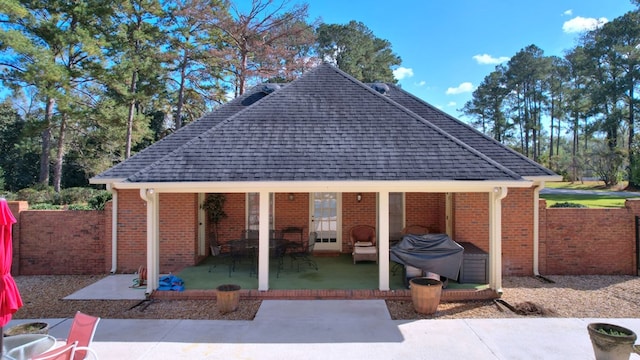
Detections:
[382, 84, 557, 178]
[119, 64, 525, 183]
[93, 86, 271, 180]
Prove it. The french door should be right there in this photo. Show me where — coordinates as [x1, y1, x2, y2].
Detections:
[310, 192, 341, 251]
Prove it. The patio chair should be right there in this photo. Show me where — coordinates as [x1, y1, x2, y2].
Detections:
[55, 311, 100, 360]
[350, 225, 378, 264]
[401, 225, 429, 236]
[32, 341, 78, 360]
[290, 231, 318, 271]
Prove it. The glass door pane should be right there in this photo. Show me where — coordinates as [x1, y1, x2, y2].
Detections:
[311, 192, 340, 250]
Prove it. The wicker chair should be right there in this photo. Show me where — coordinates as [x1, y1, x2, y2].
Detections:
[350, 225, 378, 264]
[401, 225, 429, 236]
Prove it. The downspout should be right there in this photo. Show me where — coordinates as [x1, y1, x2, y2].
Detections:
[533, 182, 543, 277]
[140, 188, 159, 296]
[107, 184, 118, 274]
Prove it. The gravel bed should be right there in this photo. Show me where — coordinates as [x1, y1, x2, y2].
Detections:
[9, 275, 640, 321]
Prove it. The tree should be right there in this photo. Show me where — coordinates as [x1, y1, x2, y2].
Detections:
[504, 45, 550, 161]
[462, 65, 510, 142]
[213, 0, 317, 96]
[546, 56, 570, 169]
[163, 0, 228, 129]
[0, 100, 40, 191]
[315, 20, 401, 83]
[0, 0, 110, 191]
[104, 0, 167, 159]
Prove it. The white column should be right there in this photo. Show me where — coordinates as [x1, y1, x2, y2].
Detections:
[107, 184, 118, 274]
[489, 187, 507, 294]
[198, 193, 205, 256]
[140, 188, 159, 295]
[258, 191, 270, 291]
[378, 191, 390, 291]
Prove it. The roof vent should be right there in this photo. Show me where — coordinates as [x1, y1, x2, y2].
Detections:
[371, 83, 390, 95]
[262, 83, 280, 94]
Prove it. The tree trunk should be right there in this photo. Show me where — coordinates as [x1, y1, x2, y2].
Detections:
[53, 114, 66, 193]
[176, 57, 187, 129]
[628, 82, 637, 187]
[125, 71, 138, 159]
[39, 97, 55, 185]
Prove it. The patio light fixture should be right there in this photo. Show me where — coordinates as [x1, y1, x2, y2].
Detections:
[288, 193, 295, 201]
[356, 193, 362, 202]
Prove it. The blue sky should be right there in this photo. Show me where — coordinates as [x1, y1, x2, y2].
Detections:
[305, 0, 637, 120]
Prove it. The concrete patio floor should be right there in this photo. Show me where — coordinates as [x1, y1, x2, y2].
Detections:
[6, 300, 640, 359]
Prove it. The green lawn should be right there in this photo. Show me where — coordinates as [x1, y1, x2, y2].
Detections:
[541, 194, 628, 208]
[545, 180, 628, 191]
[542, 181, 637, 208]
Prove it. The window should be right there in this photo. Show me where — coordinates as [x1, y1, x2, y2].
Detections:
[246, 193, 274, 230]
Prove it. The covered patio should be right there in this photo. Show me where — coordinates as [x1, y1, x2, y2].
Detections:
[91, 64, 559, 300]
[159, 253, 495, 302]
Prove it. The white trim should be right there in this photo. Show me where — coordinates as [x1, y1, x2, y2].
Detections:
[489, 187, 507, 294]
[107, 185, 118, 274]
[378, 191, 390, 291]
[258, 192, 270, 291]
[111, 180, 532, 193]
[533, 182, 544, 276]
[140, 188, 159, 295]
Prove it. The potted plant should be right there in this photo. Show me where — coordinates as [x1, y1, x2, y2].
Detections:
[201, 193, 227, 255]
[587, 322, 640, 360]
[409, 277, 442, 315]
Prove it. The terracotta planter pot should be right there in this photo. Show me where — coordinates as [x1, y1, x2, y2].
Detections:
[409, 277, 442, 315]
[587, 323, 640, 360]
[216, 284, 241, 314]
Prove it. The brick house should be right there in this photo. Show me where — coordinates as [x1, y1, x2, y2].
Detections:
[90, 64, 560, 295]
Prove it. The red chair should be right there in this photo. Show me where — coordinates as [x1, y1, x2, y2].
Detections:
[57, 312, 100, 360]
[32, 341, 78, 360]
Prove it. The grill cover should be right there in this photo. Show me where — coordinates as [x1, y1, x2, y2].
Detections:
[390, 233, 464, 280]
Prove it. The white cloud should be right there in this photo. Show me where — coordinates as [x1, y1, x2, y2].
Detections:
[415, 80, 426, 87]
[563, 9, 573, 16]
[562, 16, 608, 33]
[393, 67, 414, 80]
[472, 54, 510, 65]
[446, 82, 474, 95]
[447, 102, 457, 107]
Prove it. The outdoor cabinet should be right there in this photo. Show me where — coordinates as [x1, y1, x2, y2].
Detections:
[458, 242, 488, 284]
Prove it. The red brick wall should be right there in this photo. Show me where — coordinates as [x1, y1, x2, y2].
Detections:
[159, 193, 199, 273]
[540, 199, 637, 275]
[115, 190, 147, 273]
[342, 192, 377, 251]
[405, 193, 445, 233]
[215, 193, 246, 246]
[452, 189, 536, 276]
[8, 190, 639, 277]
[502, 188, 535, 275]
[17, 209, 106, 275]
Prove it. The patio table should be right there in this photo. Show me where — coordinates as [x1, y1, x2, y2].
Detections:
[2, 334, 56, 360]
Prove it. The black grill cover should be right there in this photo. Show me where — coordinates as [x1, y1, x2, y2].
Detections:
[390, 234, 464, 280]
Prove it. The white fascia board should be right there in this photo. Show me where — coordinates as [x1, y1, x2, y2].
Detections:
[89, 177, 126, 185]
[112, 180, 533, 193]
